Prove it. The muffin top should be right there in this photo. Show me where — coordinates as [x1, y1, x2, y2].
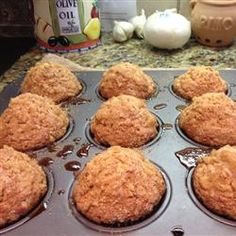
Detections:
[179, 92, 236, 147]
[0, 145, 47, 227]
[99, 62, 156, 99]
[91, 94, 158, 147]
[73, 146, 166, 224]
[0, 93, 69, 151]
[193, 145, 236, 220]
[21, 62, 82, 103]
[173, 66, 227, 100]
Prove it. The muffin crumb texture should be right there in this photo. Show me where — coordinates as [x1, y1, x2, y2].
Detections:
[179, 92, 236, 147]
[173, 66, 227, 100]
[193, 145, 236, 220]
[0, 93, 69, 151]
[0, 146, 47, 227]
[91, 94, 158, 147]
[73, 146, 166, 224]
[99, 62, 156, 99]
[21, 62, 82, 103]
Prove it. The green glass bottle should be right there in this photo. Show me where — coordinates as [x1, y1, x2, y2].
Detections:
[48, 0, 87, 44]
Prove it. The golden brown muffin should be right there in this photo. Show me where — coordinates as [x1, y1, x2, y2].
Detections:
[0, 146, 47, 227]
[99, 62, 156, 99]
[0, 93, 69, 151]
[91, 94, 158, 147]
[173, 66, 227, 100]
[73, 146, 166, 224]
[21, 62, 82, 103]
[179, 92, 236, 147]
[193, 145, 236, 220]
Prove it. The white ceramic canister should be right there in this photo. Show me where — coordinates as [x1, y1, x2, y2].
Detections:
[33, 0, 101, 52]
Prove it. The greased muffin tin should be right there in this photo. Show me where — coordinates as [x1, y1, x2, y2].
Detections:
[0, 69, 236, 236]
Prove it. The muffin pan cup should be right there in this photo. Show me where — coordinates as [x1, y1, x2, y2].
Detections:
[169, 76, 232, 102]
[186, 168, 236, 227]
[69, 163, 171, 233]
[0, 168, 54, 234]
[85, 112, 164, 150]
[0, 70, 236, 235]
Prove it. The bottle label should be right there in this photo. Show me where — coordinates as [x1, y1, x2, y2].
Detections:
[55, 0, 81, 35]
[33, 0, 101, 52]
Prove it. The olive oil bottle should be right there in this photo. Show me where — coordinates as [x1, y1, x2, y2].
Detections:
[48, 0, 87, 44]
[33, 0, 101, 52]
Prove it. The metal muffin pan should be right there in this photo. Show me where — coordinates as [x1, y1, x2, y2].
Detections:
[0, 70, 236, 236]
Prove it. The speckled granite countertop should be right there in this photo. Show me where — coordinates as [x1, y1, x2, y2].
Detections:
[0, 34, 235, 92]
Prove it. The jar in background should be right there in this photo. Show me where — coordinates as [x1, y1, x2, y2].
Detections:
[191, 0, 236, 47]
[33, 0, 101, 52]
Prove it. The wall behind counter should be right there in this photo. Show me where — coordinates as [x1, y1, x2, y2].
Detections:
[137, 0, 191, 18]
[0, 0, 33, 37]
[0, 0, 192, 37]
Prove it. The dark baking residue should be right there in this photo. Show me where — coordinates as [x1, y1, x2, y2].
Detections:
[176, 105, 187, 112]
[46, 143, 58, 152]
[76, 143, 93, 158]
[56, 145, 74, 158]
[27, 152, 38, 159]
[162, 123, 173, 130]
[64, 161, 81, 171]
[73, 137, 81, 145]
[175, 147, 211, 168]
[57, 189, 65, 195]
[171, 226, 185, 236]
[38, 157, 54, 167]
[64, 97, 91, 106]
[153, 103, 167, 110]
[31, 201, 48, 218]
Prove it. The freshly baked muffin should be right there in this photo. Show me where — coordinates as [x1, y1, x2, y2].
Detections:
[99, 62, 156, 99]
[73, 146, 166, 224]
[21, 62, 82, 103]
[193, 145, 236, 220]
[91, 94, 158, 147]
[179, 93, 236, 147]
[173, 66, 227, 100]
[0, 146, 47, 227]
[0, 93, 69, 151]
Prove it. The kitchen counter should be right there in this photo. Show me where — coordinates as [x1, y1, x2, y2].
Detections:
[0, 33, 235, 93]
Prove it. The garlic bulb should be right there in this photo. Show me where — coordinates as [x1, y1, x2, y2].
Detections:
[112, 21, 134, 42]
[129, 9, 146, 38]
[143, 9, 191, 49]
